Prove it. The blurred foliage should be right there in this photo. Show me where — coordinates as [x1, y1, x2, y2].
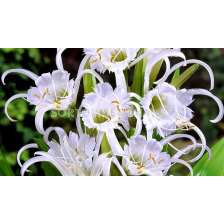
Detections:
[0, 48, 223, 176]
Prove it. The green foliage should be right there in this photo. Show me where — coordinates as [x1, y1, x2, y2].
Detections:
[192, 137, 224, 176]
[0, 148, 15, 176]
[170, 64, 199, 90]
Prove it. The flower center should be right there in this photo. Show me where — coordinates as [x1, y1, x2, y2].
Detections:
[93, 110, 110, 124]
[150, 94, 167, 112]
[110, 49, 127, 62]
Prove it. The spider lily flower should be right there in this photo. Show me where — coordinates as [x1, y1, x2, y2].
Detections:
[122, 134, 197, 176]
[20, 127, 124, 176]
[141, 82, 223, 158]
[80, 82, 142, 156]
[83, 48, 139, 90]
[2, 69, 76, 134]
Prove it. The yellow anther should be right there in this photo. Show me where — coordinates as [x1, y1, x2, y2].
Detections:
[118, 117, 120, 120]
[66, 164, 70, 167]
[47, 88, 50, 95]
[111, 101, 120, 104]
[103, 64, 105, 67]
[75, 147, 79, 154]
[137, 165, 145, 169]
[188, 125, 195, 131]
[152, 157, 156, 164]
[117, 105, 120, 111]
[90, 58, 98, 63]
[71, 168, 75, 173]
[53, 139, 58, 146]
[111, 56, 115, 62]
[114, 121, 118, 124]
[106, 114, 111, 120]
[178, 125, 187, 129]
[34, 94, 40, 99]
[56, 105, 61, 109]
[107, 66, 111, 70]
[158, 159, 164, 164]
[53, 99, 61, 104]
[122, 108, 130, 111]
[148, 153, 152, 160]
[137, 170, 143, 174]
[42, 92, 47, 99]
[98, 53, 102, 60]
[97, 48, 103, 53]
[182, 121, 189, 123]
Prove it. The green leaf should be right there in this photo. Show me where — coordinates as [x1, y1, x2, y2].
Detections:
[0, 148, 15, 176]
[34, 138, 61, 176]
[170, 64, 199, 90]
[148, 59, 164, 90]
[132, 48, 144, 96]
[171, 68, 180, 82]
[83, 57, 96, 94]
[192, 137, 224, 176]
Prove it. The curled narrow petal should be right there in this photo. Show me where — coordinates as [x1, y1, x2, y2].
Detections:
[73, 69, 103, 103]
[91, 153, 109, 176]
[35, 151, 75, 176]
[129, 92, 142, 101]
[78, 55, 90, 75]
[35, 106, 52, 134]
[106, 129, 127, 156]
[93, 131, 104, 162]
[187, 89, 224, 123]
[5, 94, 28, 122]
[188, 123, 207, 162]
[76, 115, 83, 136]
[160, 134, 197, 149]
[17, 143, 38, 167]
[170, 158, 193, 176]
[114, 70, 127, 91]
[21, 156, 50, 176]
[2, 69, 38, 85]
[43, 126, 66, 144]
[102, 157, 113, 176]
[56, 48, 67, 73]
[153, 57, 170, 85]
[144, 49, 186, 94]
[63, 135, 85, 176]
[112, 156, 127, 176]
[172, 143, 212, 162]
[169, 59, 214, 90]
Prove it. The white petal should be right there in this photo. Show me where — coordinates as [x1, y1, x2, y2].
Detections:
[154, 57, 170, 85]
[35, 106, 53, 134]
[91, 153, 109, 176]
[17, 143, 38, 167]
[2, 69, 38, 85]
[170, 158, 193, 176]
[93, 131, 104, 162]
[21, 156, 49, 176]
[106, 129, 127, 156]
[78, 55, 90, 74]
[63, 135, 85, 176]
[169, 59, 214, 90]
[102, 157, 113, 176]
[112, 156, 127, 176]
[5, 94, 28, 122]
[35, 151, 75, 176]
[114, 70, 127, 91]
[129, 92, 142, 101]
[76, 115, 83, 136]
[144, 49, 186, 94]
[56, 48, 67, 73]
[187, 89, 224, 123]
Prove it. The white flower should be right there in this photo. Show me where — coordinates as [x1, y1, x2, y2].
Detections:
[84, 48, 139, 90]
[141, 82, 223, 159]
[2, 56, 103, 134]
[122, 134, 198, 176]
[80, 82, 142, 156]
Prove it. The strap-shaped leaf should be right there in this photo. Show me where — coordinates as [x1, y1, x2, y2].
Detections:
[170, 64, 199, 90]
[192, 137, 224, 176]
[0, 149, 15, 176]
[34, 138, 61, 176]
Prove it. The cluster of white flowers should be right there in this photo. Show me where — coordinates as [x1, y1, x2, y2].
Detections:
[2, 48, 223, 176]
